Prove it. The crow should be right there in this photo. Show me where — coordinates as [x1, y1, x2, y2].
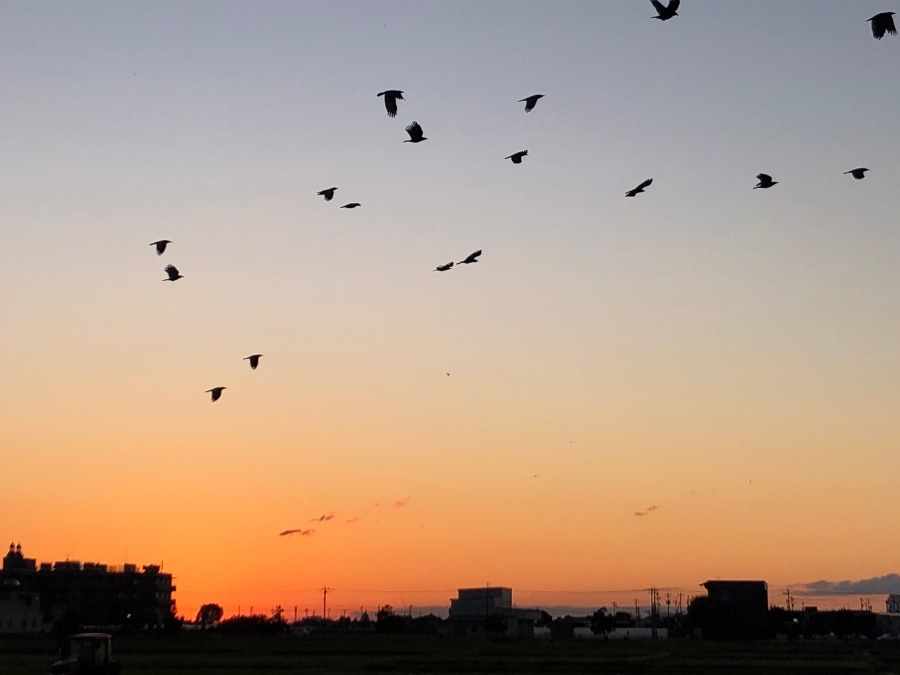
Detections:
[435, 262, 454, 272]
[404, 121, 427, 143]
[317, 187, 338, 201]
[341, 202, 361, 209]
[519, 94, 544, 112]
[244, 354, 263, 370]
[458, 250, 482, 265]
[150, 239, 171, 256]
[650, 0, 680, 21]
[505, 150, 528, 164]
[844, 167, 869, 180]
[206, 386, 226, 402]
[625, 178, 653, 197]
[163, 264, 183, 281]
[754, 173, 778, 189]
[377, 90, 404, 117]
[868, 12, 897, 39]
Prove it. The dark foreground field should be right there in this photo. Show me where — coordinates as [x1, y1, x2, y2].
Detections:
[4, 633, 900, 674]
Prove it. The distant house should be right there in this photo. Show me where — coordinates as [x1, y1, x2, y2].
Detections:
[0, 580, 43, 634]
[701, 580, 768, 639]
[886, 594, 900, 614]
[448, 587, 543, 639]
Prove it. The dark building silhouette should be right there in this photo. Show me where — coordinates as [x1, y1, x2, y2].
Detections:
[448, 587, 542, 639]
[701, 580, 768, 639]
[1, 543, 174, 629]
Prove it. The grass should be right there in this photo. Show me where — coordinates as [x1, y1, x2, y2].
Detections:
[3, 632, 900, 673]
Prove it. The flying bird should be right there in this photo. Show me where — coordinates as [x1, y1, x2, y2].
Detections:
[317, 187, 338, 201]
[404, 121, 427, 143]
[754, 173, 778, 189]
[457, 249, 482, 265]
[244, 354, 263, 370]
[163, 264, 183, 281]
[625, 178, 653, 197]
[868, 12, 897, 39]
[435, 261, 454, 272]
[505, 150, 528, 164]
[377, 89, 404, 117]
[341, 202, 361, 209]
[650, 0, 680, 21]
[519, 94, 544, 112]
[205, 386, 226, 402]
[150, 239, 171, 255]
[844, 167, 869, 180]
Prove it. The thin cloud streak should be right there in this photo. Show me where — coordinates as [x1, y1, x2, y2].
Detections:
[279, 529, 315, 537]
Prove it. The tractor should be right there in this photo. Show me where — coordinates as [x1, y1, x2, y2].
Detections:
[50, 632, 121, 674]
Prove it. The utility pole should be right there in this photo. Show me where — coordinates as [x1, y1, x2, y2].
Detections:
[322, 587, 333, 619]
[293, 606, 298, 623]
[666, 592, 671, 620]
[783, 589, 793, 612]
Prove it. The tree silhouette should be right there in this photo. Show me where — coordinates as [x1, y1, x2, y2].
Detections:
[591, 607, 616, 634]
[196, 603, 224, 627]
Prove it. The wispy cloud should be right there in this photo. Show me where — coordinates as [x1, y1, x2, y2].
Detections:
[394, 495, 410, 508]
[345, 516, 360, 524]
[647, 505, 659, 512]
[794, 573, 900, 596]
[310, 512, 335, 523]
[279, 528, 315, 537]
[634, 511, 648, 517]
[634, 505, 659, 517]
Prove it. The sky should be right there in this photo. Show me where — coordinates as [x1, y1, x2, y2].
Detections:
[2, 0, 899, 619]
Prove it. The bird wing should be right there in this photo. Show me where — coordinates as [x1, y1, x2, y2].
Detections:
[384, 93, 398, 117]
[164, 264, 179, 279]
[460, 249, 482, 263]
[635, 178, 653, 190]
[756, 173, 771, 182]
[406, 121, 423, 141]
[650, 0, 666, 14]
[887, 15, 898, 36]
[669, 0, 680, 11]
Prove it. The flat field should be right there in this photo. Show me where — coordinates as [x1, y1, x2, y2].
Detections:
[3, 633, 900, 674]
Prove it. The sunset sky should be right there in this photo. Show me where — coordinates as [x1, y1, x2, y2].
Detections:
[2, 1, 899, 619]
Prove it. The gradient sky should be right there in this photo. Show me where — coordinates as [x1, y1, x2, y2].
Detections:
[2, 1, 899, 619]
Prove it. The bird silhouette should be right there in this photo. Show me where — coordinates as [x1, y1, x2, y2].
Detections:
[206, 386, 226, 402]
[404, 121, 427, 143]
[150, 239, 171, 256]
[317, 187, 338, 201]
[341, 202, 361, 209]
[163, 264, 183, 281]
[244, 354, 263, 370]
[650, 0, 680, 21]
[458, 250, 482, 265]
[377, 90, 404, 117]
[505, 150, 528, 164]
[754, 173, 778, 189]
[625, 178, 653, 197]
[435, 261, 454, 272]
[519, 94, 544, 112]
[844, 167, 869, 180]
[868, 12, 897, 39]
